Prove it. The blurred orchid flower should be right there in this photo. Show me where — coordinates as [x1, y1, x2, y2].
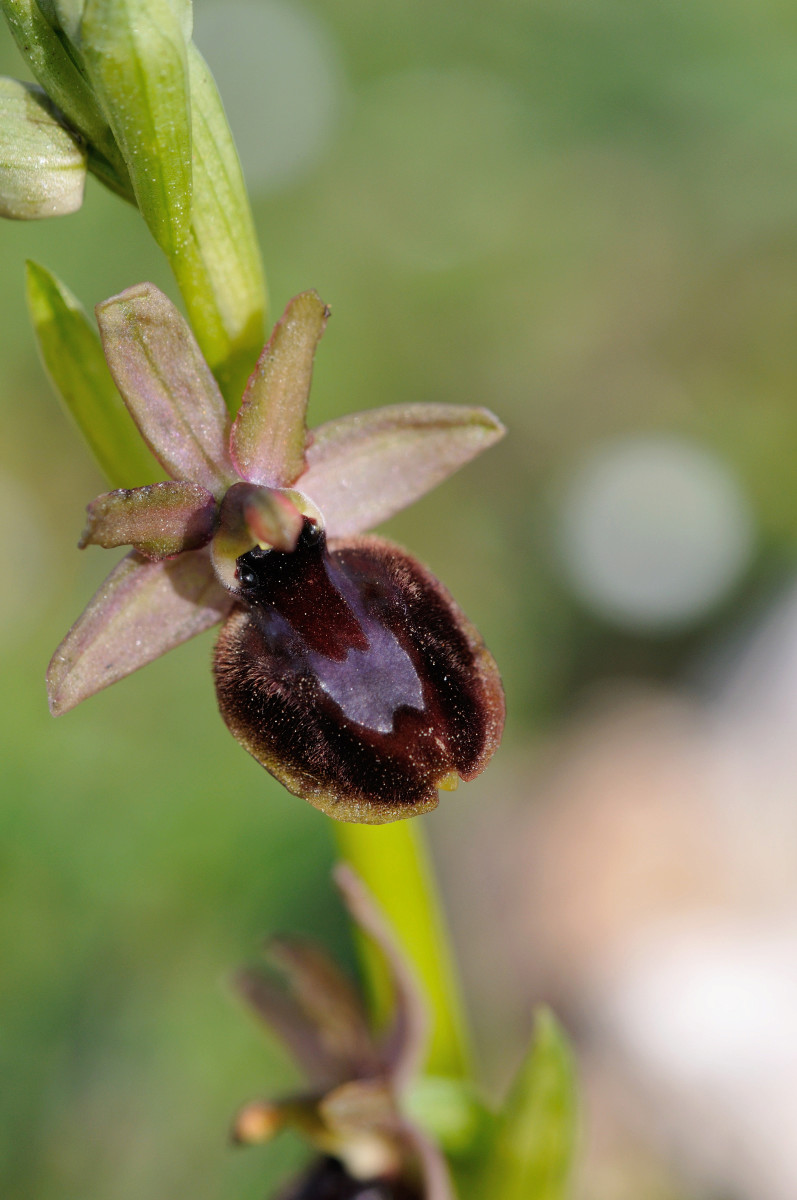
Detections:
[47, 283, 505, 822]
[232, 865, 454, 1200]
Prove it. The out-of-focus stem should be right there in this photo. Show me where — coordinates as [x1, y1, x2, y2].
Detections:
[333, 819, 471, 1079]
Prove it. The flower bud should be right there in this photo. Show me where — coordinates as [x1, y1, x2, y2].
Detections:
[0, 78, 86, 219]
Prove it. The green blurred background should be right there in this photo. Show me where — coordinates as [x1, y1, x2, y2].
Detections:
[4, 1, 797, 1197]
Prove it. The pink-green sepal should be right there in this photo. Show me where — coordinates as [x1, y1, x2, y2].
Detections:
[47, 548, 233, 716]
[96, 283, 235, 495]
[300, 404, 506, 536]
[230, 290, 329, 487]
[79, 481, 218, 559]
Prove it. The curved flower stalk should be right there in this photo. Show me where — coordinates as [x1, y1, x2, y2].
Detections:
[232, 865, 454, 1200]
[47, 281, 505, 822]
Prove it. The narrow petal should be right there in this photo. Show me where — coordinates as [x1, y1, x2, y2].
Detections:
[232, 965, 356, 1090]
[230, 290, 329, 488]
[299, 404, 505, 536]
[233, 932, 379, 1087]
[334, 865, 426, 1092]
[80, 482, 217, 559]
[268, 938, 379, 1078]
[47, 548, 232, 716]
[210, 481, 303, 590]
[96, 283, 234, 494]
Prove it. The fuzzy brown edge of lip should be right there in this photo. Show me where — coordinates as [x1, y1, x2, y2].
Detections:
[336, 535, 506, 784]
[213, 629, 442, 824]
[212, 534, 504, 824]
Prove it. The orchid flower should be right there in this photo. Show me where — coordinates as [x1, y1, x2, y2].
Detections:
[47, 283, 505, 823]
[232, 865, 454, 1200]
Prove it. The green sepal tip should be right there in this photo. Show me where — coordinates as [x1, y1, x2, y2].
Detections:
[26, 261, 163, 488]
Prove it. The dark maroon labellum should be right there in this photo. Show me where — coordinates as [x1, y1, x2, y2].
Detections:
[213, 519, 504, 822]
[278, 1157, 421, 1200]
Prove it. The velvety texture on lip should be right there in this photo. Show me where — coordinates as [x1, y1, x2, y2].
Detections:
[278, 1156, 421, 1200]
[213, 522, 505, 823]
[49, 283, 506, 821]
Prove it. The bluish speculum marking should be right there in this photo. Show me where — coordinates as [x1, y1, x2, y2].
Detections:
[309, 620, 424, 734]
[235, 520, 425, 734]
[215, 518, 504, 819]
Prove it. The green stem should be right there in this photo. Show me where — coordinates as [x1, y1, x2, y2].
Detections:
[333, 819, 471, 1079]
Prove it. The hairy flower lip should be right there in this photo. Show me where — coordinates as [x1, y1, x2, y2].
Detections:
[48, 282, 505, 820]
[213, 529, 504, 824]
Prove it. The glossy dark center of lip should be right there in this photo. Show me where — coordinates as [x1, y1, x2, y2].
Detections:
[235, 520, 424, 734]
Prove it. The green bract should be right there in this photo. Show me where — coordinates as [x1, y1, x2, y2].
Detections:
[26, 262, 161, 487]
[480, 1009, 578, 1200]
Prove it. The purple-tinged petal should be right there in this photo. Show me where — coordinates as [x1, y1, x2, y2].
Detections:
[230, 290, 329, 488]
[47, 548, 232, 716]
[96, 282, 235, 494]
[233, 931, 379, 1088]
[210, 481, 303, 591]
[267, 938, 379, 1079]
[299, 404, 505, 537]
[233, 963, 358, 1090]
[334, 865, 426, 1093]
[79, 482, 217, 559]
